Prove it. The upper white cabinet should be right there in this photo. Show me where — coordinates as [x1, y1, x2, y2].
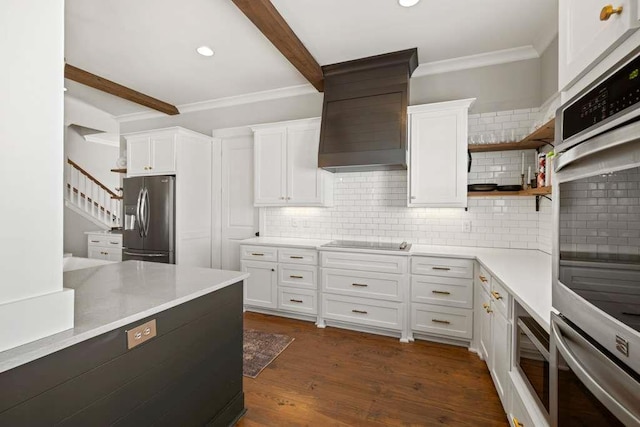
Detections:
[251, 118, 333, 207]
[126, 133, 177, 176]
[559, 0, 639, 89]
[408, 99, 475, 208]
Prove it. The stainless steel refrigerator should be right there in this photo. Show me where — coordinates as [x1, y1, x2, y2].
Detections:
[122, 176, 175, 264]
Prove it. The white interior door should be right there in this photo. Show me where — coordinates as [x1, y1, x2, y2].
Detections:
[221, 134, 258, 271]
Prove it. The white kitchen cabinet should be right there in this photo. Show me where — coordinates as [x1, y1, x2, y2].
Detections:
[125, 133, 176, 176]
[408, 99, 475, 208]
[559, 0, 639, 89]
[252, 118, 333, 207]
[241, 260, 278, 309]
[491, 308, 511, 403]
[87, 232, 122, 262]
[479, 286, 492, 362]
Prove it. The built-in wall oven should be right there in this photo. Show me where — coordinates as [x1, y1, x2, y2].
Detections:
[553, 46, 640, 426]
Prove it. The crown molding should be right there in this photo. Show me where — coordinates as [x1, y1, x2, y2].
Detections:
[83, 132, 120, 147]
[412, 45, 540, 78]
[116, 83, 317, 123]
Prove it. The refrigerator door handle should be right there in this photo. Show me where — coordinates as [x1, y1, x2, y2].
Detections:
[122, 251, 165, 258]
[143, 188, 151, 237]
[136, 188, 144, 238]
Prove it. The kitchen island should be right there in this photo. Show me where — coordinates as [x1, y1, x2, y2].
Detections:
[0, 261, 249, 426]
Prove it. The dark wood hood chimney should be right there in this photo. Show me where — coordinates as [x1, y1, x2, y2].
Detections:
[318, 48, 419, 172]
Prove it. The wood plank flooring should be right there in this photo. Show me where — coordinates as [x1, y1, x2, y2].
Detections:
[237, 313, 508, 426]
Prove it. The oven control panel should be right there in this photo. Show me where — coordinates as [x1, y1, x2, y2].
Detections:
[562, 53, 640, 140]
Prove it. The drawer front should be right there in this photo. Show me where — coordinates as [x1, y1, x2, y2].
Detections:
[411, 303, 473, 340]
[411, 276, 473, 309]
[278, 248, 318, 265]
[321, 268, 405, 301]
[279, 264, 317, 290]
[241, 245, 278, 262]
[278, 287, 317, 315]
[87, 235, 122, 247]
[477, 264, 491, 292]
[411, 257, 473, 279]
[322, 294, 403, 331]
[491, 279, 511, 318]
[320, 251, 408, 274]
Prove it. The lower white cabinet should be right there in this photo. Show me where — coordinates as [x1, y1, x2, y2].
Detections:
[508, 376, 536, 427]
[411, 303, 473, 340]
[241, 260, 278, 309]
[278, 287, 317, 315]
[479, 286, 492, 362]
[321, 293, 403, 331]
[491, 308, 511, 403]
[87, 232, 122, 262]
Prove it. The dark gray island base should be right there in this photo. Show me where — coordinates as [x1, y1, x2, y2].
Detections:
[0, 280, 245, 426]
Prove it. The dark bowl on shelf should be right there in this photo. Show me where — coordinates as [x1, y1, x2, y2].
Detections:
[497, 185, 523, 191]
[468, 183, 498, 192]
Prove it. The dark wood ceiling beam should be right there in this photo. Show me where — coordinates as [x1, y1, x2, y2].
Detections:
[231, 0, 324, 92]
[64, 64, 180, 115]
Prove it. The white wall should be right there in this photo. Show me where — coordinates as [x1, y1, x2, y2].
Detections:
[540, 36, 559, 103]
[0, 0, 74, 352]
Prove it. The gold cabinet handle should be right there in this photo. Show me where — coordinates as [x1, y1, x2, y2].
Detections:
[600, 4, 623, 20]
[432, 266, 451, 271]
[491, 291, 503, 300]
[512, 417, 524, 427]
[289, 256, 303, 259]
[289, 275, 304, 279]
[431, 319, 451, 325]
[110, 241, 119, 245]
[483, 303, 493, 313]
[479, 275, 488, 283]
[90, 240, 100, 243]
[352, 309, 368, 314]
[352, 283, 368, 287]
[432, 290, 451, 295]
[289, 299, 303, 303]
[251, 253, 264, 256]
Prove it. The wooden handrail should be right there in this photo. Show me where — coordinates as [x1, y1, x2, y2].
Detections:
[67, 159, 120, 199]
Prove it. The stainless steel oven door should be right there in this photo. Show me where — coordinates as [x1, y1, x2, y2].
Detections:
[550, 314, 640, 426]
[553, 119, 640, 374]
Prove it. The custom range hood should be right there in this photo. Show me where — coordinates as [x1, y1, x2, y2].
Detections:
[318, 48, 418, 172]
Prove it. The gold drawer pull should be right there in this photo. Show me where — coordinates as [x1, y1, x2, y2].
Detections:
[352, 283, 368, 287]
[352, 309, 368, 314]
[90, 240, 100, 243]
[251, 253, 264, 256]
[432, 290, 451, 295]
[289, 256, 304, 259]
[432, 319, 451, 325]
[432, 267, 451, 271]
[110, 241, 119, 245]
[289, 299, 303, 303]
[483, 303, 493, 313]
[289, 275, 304, 279]
[600, 4, 623, 21]
[491, 291, 503, 300]
[479, 275, 488, 282]
[512, 417, 524, 427]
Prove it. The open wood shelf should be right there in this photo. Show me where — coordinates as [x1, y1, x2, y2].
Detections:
[468, 186, 552, 197]
[468, 118, 555, 153]
[110, 168, 127, 173]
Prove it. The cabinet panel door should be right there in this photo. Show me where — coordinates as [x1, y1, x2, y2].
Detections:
[409, 108, 467, 207]
[560, 0, 638, 89]
[150, 135, 176, 174]
[480, 288, 492, 364]
[254, 129, 287, 206]
[241, 261, 278, 308]
[127, 137, 151, 176]
[88, 247, 107, 260]
[286, 126, 322, 205]
[491, 310, 511, 402]
[103, 248, 122, 262]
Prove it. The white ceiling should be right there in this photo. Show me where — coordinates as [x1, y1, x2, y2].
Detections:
[64, 0, 558, 118]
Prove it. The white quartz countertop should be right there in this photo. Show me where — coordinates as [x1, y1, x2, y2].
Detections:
[0, 261, 248, 374]
[240, 237, 552, 332]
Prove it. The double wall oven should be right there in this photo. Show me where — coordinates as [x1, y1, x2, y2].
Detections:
[553, 46, 640, 426]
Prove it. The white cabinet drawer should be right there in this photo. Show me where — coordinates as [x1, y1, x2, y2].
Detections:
[411, 303, 473, 340]
[87, 234, 122, 247]
[241, 245, 278, 262]
[88, 246, 122, 262]
[411, 256, 473, 278]
[278, 248, 318, 265]
[321, 268, 405, 301]
[477, 264, 491, 292]
[491, 279, 511, 318]
[278, 286, 317, 315]
[322, 294, 403, 331]
[411, 276, 473, 309]
[279, 264, 317, 289]
[320, 251, 408, 274]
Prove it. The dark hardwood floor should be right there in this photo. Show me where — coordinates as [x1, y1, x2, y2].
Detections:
[237, 312, 508, 426]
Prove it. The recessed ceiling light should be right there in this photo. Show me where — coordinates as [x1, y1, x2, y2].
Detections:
[196, 46, 214, 57]
[398, 0, 420, 7]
